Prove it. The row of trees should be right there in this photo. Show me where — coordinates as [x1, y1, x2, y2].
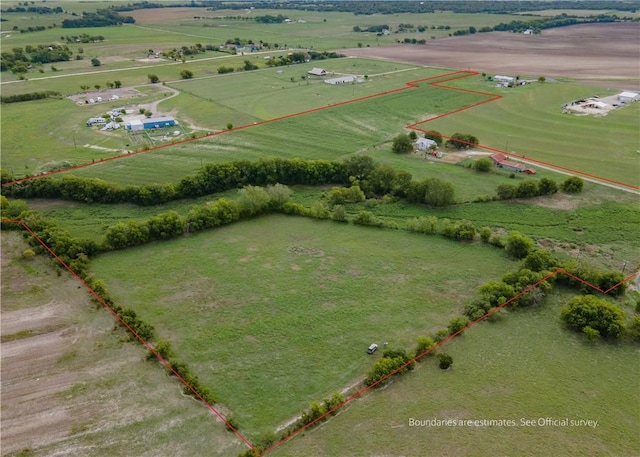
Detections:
[4, 156, 587, 211]
[233, 1, 640, 15]
[1, 90, 61, 104]
[494, 175, 583, 200]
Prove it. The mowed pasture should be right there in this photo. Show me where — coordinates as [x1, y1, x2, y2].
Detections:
[271, 289, 640, 457]
[88, 215, 520, 438]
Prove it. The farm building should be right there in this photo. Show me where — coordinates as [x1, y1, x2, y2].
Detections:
[126, 117, 177, 131]
[308, 67, 327, 77]
[494, 75, 515, 84]
[325, 75, 355, 84]
[125, 119, 144, 131]
[618, 91, 639, 103]
[490, 153, 535, 174]
[416, 137, 437, 151]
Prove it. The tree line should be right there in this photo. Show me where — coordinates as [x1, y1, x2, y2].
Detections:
[215, 1, 639, 15]
[1, 91, 61, 104]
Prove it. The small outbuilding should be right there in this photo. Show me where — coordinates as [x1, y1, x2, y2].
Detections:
[618, 91, 639, 103]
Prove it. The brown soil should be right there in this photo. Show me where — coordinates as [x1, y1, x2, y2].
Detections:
[342, 23, 640, 89]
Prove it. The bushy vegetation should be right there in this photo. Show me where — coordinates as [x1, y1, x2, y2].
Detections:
[364, 348, 414, 386]
[561, 295, 626, 340]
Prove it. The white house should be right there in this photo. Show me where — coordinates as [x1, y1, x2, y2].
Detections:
[618, 91, 639, 103]
[416, 137, 437, 151]
[494, 75, 515, 84]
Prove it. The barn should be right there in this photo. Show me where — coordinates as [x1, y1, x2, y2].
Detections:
[618, 91, 639, 103]
[490, 152, 535, 173]
[127, 117, 177, 130]
[143, 117, 177, 129]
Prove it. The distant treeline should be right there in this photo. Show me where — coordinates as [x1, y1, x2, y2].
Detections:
[1, 91, 61, 104]
[205, 1, 640, 15]
[62, 9, 135, 28]
[1, 5, 63, 14]
[108, 1, 639, 15]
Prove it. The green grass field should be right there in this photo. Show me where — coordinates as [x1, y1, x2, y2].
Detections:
[270, 288, 640, 457]
[88, 215, 520, 438]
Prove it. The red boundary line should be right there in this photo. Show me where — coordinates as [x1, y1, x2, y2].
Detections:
[2, 220, 258, 454]
[4, 69, 635, 191]
[4, 219, 636, 455]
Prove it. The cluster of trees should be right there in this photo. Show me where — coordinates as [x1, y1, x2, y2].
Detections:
[64, 34, 105, 43]
[254, 14, 288, 23]
[352, 24, 389, 33]
[61, 9, 135, 28]
[401, 38, 427, 45]
[162, 43, 214, 61]
[264, 52, 309, 67]
[1, 44, 72, 72]
[1, 90, 61, 104]
[561, 295, 626, 340]
[12, 25, 49, 34]
[445, 133, 479, 150]
[495, 176, 582, 200]
[364, 348, 414, 386]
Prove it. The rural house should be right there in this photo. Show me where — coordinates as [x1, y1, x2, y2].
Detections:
[307, 67, 327, 76]
[416, 137, 437, 151]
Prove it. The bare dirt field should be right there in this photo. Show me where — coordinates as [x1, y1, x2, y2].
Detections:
[343, 23, 640, 89]
[128, 7, 251, 23]
[0, 232, 245, 457]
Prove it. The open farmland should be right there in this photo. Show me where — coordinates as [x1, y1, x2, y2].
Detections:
[270, 289, 640, 457]
[61, 65, 639, 188]
[344, 22, 640, 84]
[2, 3, 639, 456]
[88, 215, 520, 438]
